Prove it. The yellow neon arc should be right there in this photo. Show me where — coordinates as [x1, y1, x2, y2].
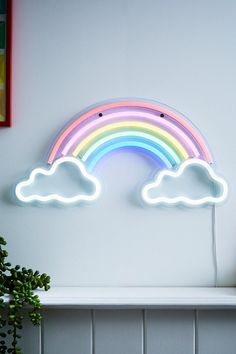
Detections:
[72, 121, 189, 160]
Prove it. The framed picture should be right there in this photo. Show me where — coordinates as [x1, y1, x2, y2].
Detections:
[0, 0, 12, 127]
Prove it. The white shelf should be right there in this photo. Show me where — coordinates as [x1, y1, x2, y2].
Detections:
[28, 287, 236, 308]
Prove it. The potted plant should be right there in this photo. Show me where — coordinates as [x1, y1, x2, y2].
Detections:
[0, 236, 50, 354]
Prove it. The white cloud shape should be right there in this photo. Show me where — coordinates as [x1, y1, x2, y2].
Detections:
[15, 157, 101, 204]
[142, 158, 228, 206]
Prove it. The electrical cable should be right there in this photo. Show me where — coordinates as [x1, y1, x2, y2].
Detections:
[212, 204, 218, 287]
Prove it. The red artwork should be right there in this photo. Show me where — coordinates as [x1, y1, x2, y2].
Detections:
[0, 0, 12, 127]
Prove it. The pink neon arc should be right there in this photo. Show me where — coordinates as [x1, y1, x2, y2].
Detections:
[48, 100, 213, 164]
[61, 111, 200, 158]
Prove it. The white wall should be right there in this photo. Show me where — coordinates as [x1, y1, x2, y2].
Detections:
[0, 0, 235, 286]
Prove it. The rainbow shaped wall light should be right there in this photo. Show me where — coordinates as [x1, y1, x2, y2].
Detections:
[48, 100, 213, 172]
[16, 99, 228, 206]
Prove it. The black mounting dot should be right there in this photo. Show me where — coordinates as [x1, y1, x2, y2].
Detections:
[160, 113, 165, 118]
[98, 113, 103, 117]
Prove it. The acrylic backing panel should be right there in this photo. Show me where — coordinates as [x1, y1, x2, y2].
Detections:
[15, 99, 227, 207]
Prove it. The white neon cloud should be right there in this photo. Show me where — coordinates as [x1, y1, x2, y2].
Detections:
[142, 158, 228, 206]
[15, 157, 101, 204]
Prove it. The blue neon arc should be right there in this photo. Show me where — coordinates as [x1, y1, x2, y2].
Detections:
[78, 132, 182, 171]
[81, 140, 178, 172]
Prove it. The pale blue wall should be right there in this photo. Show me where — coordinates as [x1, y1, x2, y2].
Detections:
[0, 0, 235, 286]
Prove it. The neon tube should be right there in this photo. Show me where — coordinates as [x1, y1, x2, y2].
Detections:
[72, 121, 189, 160]
[48, 101, 213, 164]
[83, 140, 173, 172]
[62, 110, 200, 158]
[15, 157, 101, 204]
[80, 131, 181, 168]
[142, 159, 228, 206]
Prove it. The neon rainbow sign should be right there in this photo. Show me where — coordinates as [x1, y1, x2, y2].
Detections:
[15, 99, 228, 206]
[49, 100, 213, 170]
